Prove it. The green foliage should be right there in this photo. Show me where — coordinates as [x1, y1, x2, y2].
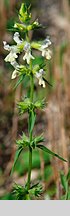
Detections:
[44, 165, 53, 181]
[60, 173, 67, 191]
[13, 184, 29, 200]
[11, 146, 23, 175]
[16, 133, 29, 147]
[13, 183, 43, 200]
[37, 145, 67, 162]
[11, 133, 30, 174]
[14, 74, 25, 89]
[0, 193, 14, 200]
[18, 97, 45, 114]
[18, 98, 31, 114]
[29, 183, 43, 198]
[60, 169, 70, 200]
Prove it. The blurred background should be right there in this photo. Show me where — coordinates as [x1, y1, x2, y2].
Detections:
[0, 0, 70, 200]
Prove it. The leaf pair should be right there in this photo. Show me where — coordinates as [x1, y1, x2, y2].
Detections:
[18, 98, 45, 115]
[13, 183, 42, 200]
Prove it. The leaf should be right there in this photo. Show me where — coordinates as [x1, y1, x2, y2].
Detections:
[67, 169, 70, 181]
[37, 145, 67, 162]
[60, 173, 68, 191]
[32, 56, 45, 66]
[28, 111, 36, 133]
[14, 75, 25, 89]
[11, 146, 23, 175]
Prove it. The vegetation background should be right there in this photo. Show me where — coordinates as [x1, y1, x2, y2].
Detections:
[0, 0, 70, 200]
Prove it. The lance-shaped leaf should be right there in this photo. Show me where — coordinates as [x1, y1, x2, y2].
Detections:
[11, 133, 30, 174]
[14, 74, 25, 89]
[37, 145, 67, 162]
[11, 146, 23, 175]
[60, 173, 68, 191]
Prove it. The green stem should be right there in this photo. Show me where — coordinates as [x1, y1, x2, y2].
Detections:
[27, 146, 32, 190]
[27, 74, 34, 190]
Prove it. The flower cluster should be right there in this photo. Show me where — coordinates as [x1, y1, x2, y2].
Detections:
[3, 4, 52, 87]
[3, 32, 51, 86]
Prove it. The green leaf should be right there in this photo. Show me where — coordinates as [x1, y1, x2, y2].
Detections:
[28, 111, 36, 133]
[67, 169, 70, 181]
[11, 146, 23, 175]
[32, 56, 45, 66]
[14, 75, 25, 89]
[60, 173, 67, 191]
[37, 145, 67, 162]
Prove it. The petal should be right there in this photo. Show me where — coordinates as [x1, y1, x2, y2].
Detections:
[5, 52, 18, 63]
[24, 42, 30, 51]
[23, 52, 34, 64]
[11, 60, 19, 68]
[11, 70, 18, 79]
[13, 32, 22, 44]
[23, 53, 27, 61]
[3, 41, 11, 51]
[46, 50, 51, 60]
[42, 49, 46, 57]
[39, 78, 45, 88]
[39, 69, 44, 75]
[35, 72, 41, 79]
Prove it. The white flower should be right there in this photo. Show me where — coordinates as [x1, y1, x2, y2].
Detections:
[39, 78, 45, 88]
[35, 69, 45, 88]
[23, 52, 34, 64]
[23, 42, 35, 64]
[42, 38, 51, 49]
[45, 49, 52, 60]
[11, 60, 19, 79]
[3, 41, 11, 51]
[3, 40, 20, 63]
[13, 32, 23, 44]
[5, 52, 18, 63]
[24, 42, 31, 51]
[39, 38, 52, 59]
[11, 69, 18, 79]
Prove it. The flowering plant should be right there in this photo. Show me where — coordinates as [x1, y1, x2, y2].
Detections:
[3, 3, 67, 200]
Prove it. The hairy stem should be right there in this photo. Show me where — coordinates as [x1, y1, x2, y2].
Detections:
[27, 74, 34, 190]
